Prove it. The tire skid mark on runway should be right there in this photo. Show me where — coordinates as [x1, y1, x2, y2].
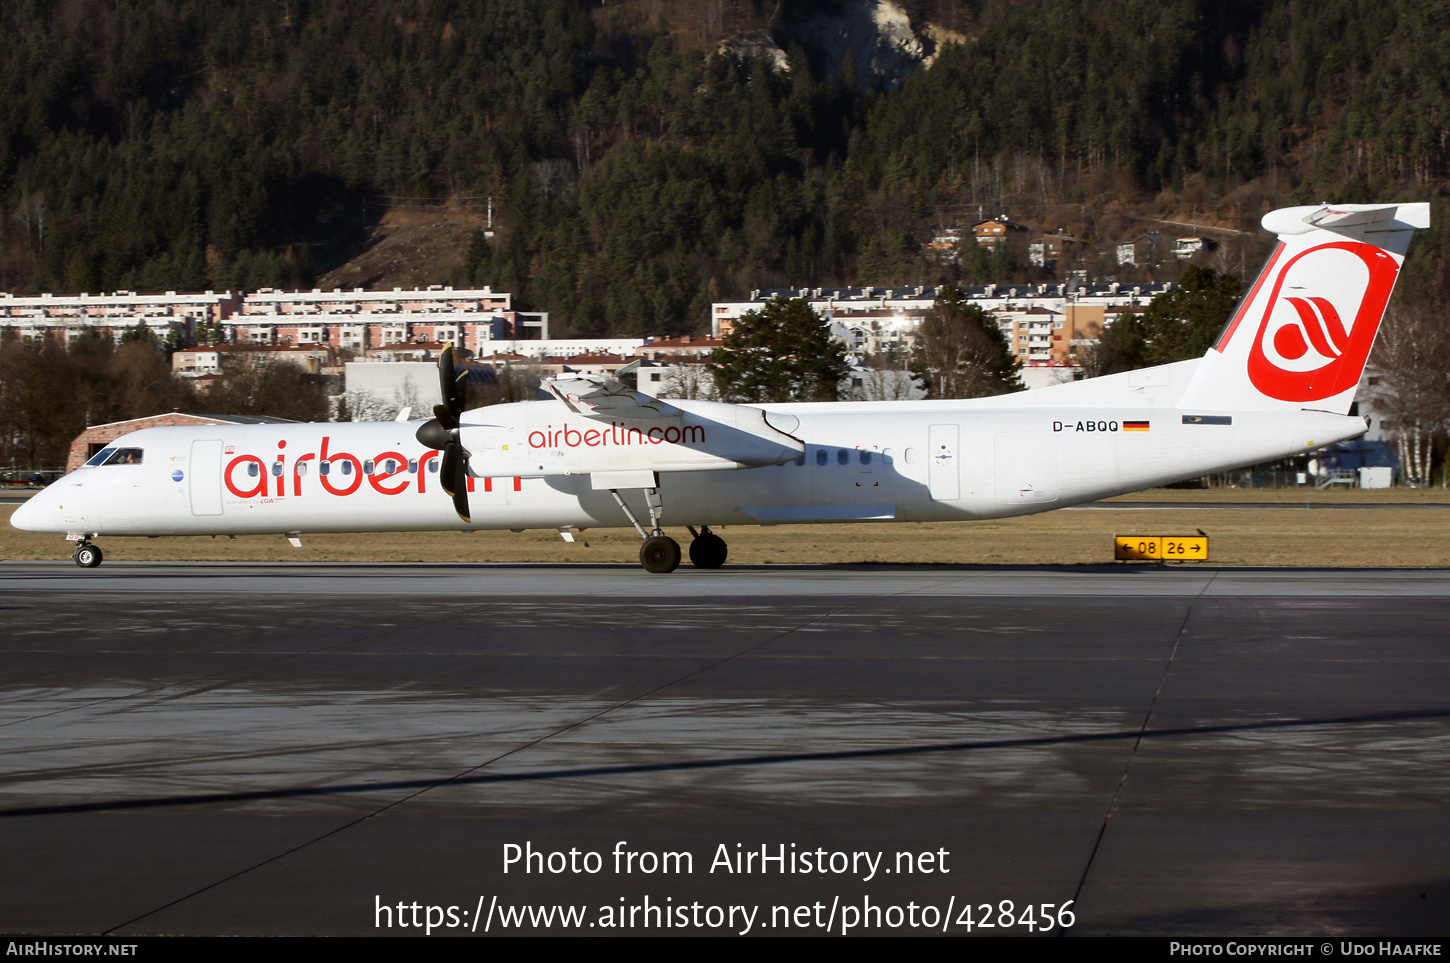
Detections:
[5, 707, 1448, 820]
[1065, 569, 1220, 927]
[0, 604, 476, 734]
[101, 601, 855, 935]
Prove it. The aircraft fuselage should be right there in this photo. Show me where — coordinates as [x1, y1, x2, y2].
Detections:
[13, 400, 1364, 538]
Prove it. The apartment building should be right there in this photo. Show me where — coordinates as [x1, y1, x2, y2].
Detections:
[230, 285, 547, 352]
[712, 282, 1169, 372]
[0, 290, 239, 342]
[0, 285, 546, 352]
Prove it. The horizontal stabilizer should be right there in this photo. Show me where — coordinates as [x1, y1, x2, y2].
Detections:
[1263, 202, 1431, 236]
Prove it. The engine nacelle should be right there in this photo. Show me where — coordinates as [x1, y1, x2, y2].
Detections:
[458, 399, 803, 477]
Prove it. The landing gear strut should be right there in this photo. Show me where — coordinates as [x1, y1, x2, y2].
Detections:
[609, 486, 681, 573]
[72, 538, 103, 569]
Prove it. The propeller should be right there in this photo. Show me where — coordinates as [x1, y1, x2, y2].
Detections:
[415, 343, 471, 522]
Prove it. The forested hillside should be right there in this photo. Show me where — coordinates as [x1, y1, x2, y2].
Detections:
[0, 0, 1445, 336]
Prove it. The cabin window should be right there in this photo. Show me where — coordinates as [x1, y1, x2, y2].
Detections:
[881, 449, 894, 465]
[247, 462, 260, 477]
[859, 450, 872, 465]
[384, 459, 398, 473]
[319, 461, 330, 476]
[427, 458, 439, 473]
[815, 449, 827, 466]
[340, 461, 353, 475]
[904, 448, 918, 465]
[271, 462, 283, 477]
[408, 459, 418, 473]
[836, 449, 849, 466]
[297, 462, 309, 476]
[793, 454, 805, 466]
[364, 460, 375, 474]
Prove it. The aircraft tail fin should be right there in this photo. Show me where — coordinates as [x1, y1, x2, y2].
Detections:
[1178, 202, 1430, 413]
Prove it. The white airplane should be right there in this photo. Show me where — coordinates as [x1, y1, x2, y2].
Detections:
[10, 202, 1428, 573]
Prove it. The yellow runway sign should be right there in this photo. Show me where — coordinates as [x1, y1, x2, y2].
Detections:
[1115, 535, 1209, 562]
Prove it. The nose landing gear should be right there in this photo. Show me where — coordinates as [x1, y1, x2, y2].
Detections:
[71, 539, 103, 568]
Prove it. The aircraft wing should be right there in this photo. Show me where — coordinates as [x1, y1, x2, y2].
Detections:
[542, 374, 679, 420]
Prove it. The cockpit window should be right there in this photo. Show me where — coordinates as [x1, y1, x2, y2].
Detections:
[83, 447, 144, 467]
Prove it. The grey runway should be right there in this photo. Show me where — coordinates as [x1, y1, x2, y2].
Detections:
[0, 562, 1446, 936]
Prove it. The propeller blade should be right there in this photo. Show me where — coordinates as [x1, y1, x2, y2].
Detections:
[438, 343, 466, 420]
[438, 342, 455, 406]
[432, 403, 457, 433]
[439, 442, 471, 522]
[439, 443, 461, 497]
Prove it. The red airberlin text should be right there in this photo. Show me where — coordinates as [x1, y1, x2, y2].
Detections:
[528, 422, 706, 449]
[222, 436, 522, 500]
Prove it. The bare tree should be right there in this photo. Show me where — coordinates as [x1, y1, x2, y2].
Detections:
[16, 191, 46, 254]
[477, 363, 546, 405]
[655, 363, 717, 400]
[531, 160, 575, 200]
[1366, 301, 1450, 485]
[203, 355, 329, 422]
[0, 334, 74, 466]
[844, 359, 922, 401]
[338, 388, 392, 422]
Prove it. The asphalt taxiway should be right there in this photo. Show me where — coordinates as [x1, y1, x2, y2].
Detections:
[0, 562, 1446, 936]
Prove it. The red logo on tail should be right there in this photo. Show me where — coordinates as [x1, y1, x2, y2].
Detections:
[1246, 242, 1398, 402]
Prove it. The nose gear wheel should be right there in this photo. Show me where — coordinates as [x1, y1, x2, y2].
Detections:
[73, 541, 103, 568]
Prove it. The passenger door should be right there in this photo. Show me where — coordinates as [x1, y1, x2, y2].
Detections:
[189, 439, 224, 515]
[927, 424, 960, 501]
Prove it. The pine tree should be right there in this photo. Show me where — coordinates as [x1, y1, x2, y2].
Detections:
[909, 284, 1021, 399]
[708, 296, 849, 403]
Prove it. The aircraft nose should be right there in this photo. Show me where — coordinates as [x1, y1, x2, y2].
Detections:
[9, 493, 43, 532]
[9, 485, 62, 533]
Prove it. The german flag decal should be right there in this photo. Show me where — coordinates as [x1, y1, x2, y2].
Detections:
[1123, 420, 1150, 432]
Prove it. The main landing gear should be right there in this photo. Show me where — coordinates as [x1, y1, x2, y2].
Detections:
[71, 538, 103, 568]
[687, 526, 727, 569]
[608, 487, 727, 574]
[640, 534, 681, 574]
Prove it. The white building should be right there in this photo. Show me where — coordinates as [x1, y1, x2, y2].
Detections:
[0, 284, 549, 351]
[712, 282, 1171, 374]
[0, 290, 239, 342]
[230, 285, 547, 352]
